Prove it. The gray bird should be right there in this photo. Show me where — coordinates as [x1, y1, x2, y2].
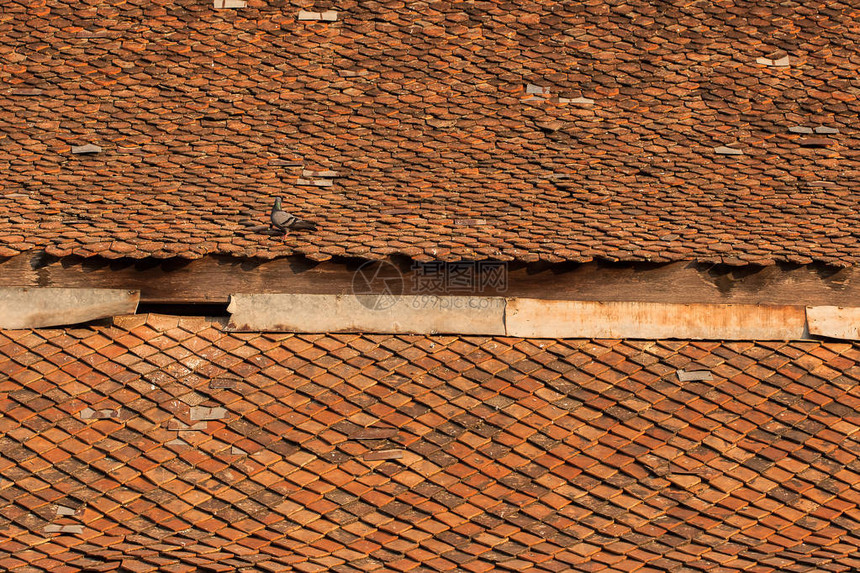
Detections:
[270, 197, 316, 233]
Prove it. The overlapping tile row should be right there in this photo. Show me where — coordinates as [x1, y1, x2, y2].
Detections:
[0, 0, 859, 264]
[1, 315, 860, 571]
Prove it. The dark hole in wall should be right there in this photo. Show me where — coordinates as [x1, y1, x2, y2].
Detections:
[136, 302, 230, 317]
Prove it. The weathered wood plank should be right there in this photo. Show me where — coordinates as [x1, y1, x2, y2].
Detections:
[505, 300, 808, 340]
[806, 306, 860, 340]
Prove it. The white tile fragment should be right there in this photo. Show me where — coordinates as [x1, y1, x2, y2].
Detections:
[560, 97, 595, 105]
[298, 10, 321, 20]
[56, 506, 77, 516]
[757, 56, 790, 67]
[677, 370, 714, 382]
[714, 146, 743, 156]
[189, 406, 227, 421]
[320, 10, 338, 21]
[214, 0, 246, 7]
[44, 525, 84, 534]
[302, 170, 339, 178]
[71, 144, 102, 154]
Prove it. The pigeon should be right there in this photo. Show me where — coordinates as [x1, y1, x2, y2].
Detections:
[270, 197, 316, 233]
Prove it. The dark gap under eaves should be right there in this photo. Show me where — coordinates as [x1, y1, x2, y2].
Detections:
[136, 302, 230, 317]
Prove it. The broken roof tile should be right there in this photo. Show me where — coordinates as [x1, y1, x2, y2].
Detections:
[799, 138, 833, 147]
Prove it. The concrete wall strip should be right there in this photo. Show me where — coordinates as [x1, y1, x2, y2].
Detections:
[0, 287, 140, 329]
[504, 299, 809, 340]
[225, 294, 820, 339]
[226, 294, 506, 334]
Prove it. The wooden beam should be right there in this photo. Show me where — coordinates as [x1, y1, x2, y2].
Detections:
[0, 251, 858, 307]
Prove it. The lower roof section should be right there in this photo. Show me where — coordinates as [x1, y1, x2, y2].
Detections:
[2, 316, 860, 571]
[0, 0, 858, 267]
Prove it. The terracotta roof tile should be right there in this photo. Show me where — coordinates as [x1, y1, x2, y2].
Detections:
[0, 1, 858, 263]
[1, 315, 860, 570]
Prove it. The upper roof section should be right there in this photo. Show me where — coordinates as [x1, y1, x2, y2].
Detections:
[0, 0, 858, 263]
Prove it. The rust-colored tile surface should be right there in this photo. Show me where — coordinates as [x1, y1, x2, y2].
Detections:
[0, 1, 859, 264]
[1, 316, 860, 571]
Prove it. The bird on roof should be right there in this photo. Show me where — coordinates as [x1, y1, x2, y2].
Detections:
[270, 197, 316, 233]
